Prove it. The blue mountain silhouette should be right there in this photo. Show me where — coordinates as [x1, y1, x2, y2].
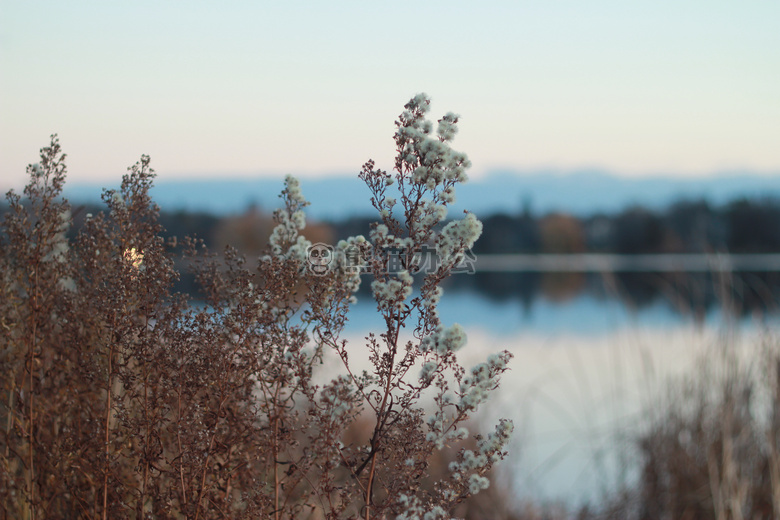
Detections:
[64, 169, 780, 220]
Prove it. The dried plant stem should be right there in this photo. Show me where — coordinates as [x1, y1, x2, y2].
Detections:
[273, 383, 281, 520]
[364, 452, 378, 520]
[364, 320, 401, 520]
[27, 266, 38, 520]
[141, 371, 150, 517]
[177, 388, 187, 507]
[4, 384, 12, 460]
[194, 394, 227, 520]
[140, 312, 151, 517]
[102, 341, 115, 520]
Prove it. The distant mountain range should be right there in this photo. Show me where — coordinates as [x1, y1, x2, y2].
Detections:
[63, 169, 780, 221]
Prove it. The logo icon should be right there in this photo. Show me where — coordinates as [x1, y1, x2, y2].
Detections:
[306, 243, 333, 276]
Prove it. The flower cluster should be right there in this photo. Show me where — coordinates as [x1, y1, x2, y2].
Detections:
[437, 212, 483, 267]
[420, 286, 443, 318]
[443, 419, 514, 500]
[458, 352, 512, 411]
[394, 95, 470, 190]
[371, 269, 414, 311]
[409, 199, 448, 242]
[437, 112, 460, 142]
[320, 375, 355, 420]
[425, 409, 469, 449]
[370, 222, 415, 251]
[420, 323, 467, 356]
[353, 96, 513, 517]
[269, 174, 311, 261]
[334, 234, 369, 293]
[478, 418, 515, 463]
[362, 93, 473, 252]
[396, 495, 449, 520]
[419, 360, 438, 381]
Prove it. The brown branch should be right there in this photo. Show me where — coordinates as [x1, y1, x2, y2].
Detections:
[102, 338, 115, 520]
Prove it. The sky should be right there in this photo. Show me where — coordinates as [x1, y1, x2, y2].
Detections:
[2, 1, 779, 192]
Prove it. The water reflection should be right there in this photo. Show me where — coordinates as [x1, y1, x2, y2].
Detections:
[340, 282, 776, 506]
[449, 267, 780, 322]
[348, 283, 777, 339]
[457, 325, 766, 505]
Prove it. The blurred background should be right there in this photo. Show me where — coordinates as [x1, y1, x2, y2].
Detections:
[3, 1, 780, 516]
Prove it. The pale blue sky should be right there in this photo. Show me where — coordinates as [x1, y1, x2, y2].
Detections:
[2, 1, 778, 191]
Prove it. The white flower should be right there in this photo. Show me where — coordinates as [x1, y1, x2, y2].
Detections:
[372, 276, 413, 310]
[437, 112, 459, 142]
[284, 174, 305, 204]
[420, 361, 438, 380]
[423, 506, 447, 520]
[478, 419, 514, 455]
[269, 175, 310, 260]
[407, 92, 430, 113]
[437, 186, 456, 204]
[371, 224, 389, 242]
[291, 210, 306, 229]
[457, 352, 512, 411]
[437, 212, 482, 265]
[420, 323, 467, 355]
[468, 474, 490, 494]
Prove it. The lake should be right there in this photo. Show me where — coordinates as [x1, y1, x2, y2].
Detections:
[337, 272, 779, 507]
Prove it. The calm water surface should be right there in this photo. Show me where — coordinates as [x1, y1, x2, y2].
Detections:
[338, 288, 777, 505]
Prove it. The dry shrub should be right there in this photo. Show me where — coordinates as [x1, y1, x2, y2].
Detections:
[596, 334, 780, 520]
[1, 94, 513, 519]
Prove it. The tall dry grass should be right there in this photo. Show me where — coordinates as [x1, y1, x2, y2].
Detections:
[1, 93, 514, 520]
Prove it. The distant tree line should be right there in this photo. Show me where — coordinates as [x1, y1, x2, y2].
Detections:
[461, 197, 780, 316]
[5, 194, 777, 255]
[468, 197, 780, 255]
[3, 195, 780, 315]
